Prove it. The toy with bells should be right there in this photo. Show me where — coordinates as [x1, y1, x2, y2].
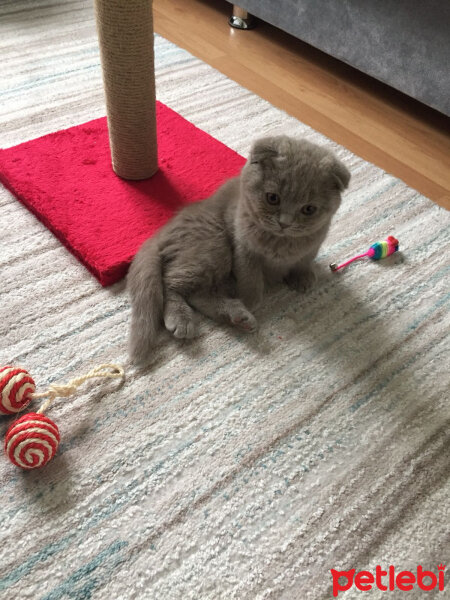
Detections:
[1, 364, 124, 469]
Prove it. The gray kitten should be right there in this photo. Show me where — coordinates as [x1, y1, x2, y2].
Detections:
[128, 136, 350, 364]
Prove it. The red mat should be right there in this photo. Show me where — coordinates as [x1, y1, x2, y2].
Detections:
[0, 102, 245, 286]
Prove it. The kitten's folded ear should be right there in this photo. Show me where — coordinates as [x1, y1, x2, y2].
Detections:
[333, 159, 351, 191]
[322, 156, 351, 191]
[249, 137, 282, 164]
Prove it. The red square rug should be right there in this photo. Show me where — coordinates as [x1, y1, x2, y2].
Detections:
[0, 102, 245, 286]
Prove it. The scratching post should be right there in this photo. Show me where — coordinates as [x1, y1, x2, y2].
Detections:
[94, 0, 158, 180]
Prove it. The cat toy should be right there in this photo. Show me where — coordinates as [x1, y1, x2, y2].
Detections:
[1, 364, 124, 469]
[329, 236, 399, 272]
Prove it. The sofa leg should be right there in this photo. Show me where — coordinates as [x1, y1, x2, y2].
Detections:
[229, 5, 256, 30]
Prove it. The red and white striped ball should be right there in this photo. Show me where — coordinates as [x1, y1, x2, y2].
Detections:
[0, 366, 35, 415]
[5, 413, 60, 469]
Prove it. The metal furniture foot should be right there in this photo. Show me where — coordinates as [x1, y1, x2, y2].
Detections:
[229, 5, 256, 30]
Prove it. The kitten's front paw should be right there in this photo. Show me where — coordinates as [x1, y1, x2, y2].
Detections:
[229, 306, 257, 333]
[285, 268, 317, 293]
[164, 312, 198, 339]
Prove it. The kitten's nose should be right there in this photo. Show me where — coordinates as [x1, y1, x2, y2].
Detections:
[278, 215, 293, 229]
[278, 213, 294, 229]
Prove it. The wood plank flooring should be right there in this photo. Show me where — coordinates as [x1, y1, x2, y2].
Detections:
[153, 0, 450, 209]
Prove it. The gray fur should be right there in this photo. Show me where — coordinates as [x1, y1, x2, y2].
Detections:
[127, 136, 350, 364]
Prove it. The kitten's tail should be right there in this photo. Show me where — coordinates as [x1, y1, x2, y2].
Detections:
[127, 240, 164, 365]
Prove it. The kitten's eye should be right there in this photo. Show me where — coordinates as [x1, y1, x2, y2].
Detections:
[301, 204, 317, 216]
[266, 193, 280, 206]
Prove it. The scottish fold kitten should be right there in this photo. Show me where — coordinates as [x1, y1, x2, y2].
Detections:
[128, 136, 350, 364]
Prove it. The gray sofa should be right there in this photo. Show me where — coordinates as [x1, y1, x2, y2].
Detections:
[227, 0, 450, 117]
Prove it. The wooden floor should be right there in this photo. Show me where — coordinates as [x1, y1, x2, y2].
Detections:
[154, 0, 450, 209]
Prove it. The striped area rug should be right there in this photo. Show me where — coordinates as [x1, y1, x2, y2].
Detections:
[1, 2, 449, 599]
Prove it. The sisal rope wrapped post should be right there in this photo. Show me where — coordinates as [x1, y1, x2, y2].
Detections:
[94, 0, 158, 180]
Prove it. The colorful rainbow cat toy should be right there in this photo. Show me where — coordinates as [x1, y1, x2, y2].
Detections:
[330, 236, 399, 272]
